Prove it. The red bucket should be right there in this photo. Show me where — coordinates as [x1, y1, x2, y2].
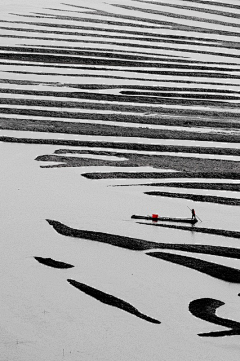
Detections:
[152, 214, 158, 219]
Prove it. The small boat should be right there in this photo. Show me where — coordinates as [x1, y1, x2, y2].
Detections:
[131, 214, 198, 224]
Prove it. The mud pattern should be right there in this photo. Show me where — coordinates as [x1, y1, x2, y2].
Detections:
[67, 279, 160, 324]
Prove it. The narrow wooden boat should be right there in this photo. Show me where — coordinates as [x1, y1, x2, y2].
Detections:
[131, 214, 198, 224]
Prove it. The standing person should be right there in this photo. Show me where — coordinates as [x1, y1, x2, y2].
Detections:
[191, 208, 196, 219]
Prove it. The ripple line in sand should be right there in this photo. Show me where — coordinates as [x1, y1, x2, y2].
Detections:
[67, 279, 160, 324]
[189, 298, 240, 337]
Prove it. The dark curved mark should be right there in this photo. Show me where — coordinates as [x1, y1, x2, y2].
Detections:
[189, 298, 240, 337]
[147, 252, 240, 283]
[67, 279, 160, 324]
[137, 222, 240, 240]
[144, 191, 240, 206]
[34, 256, 74, 269]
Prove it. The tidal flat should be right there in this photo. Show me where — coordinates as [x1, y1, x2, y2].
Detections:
[1, 0, 240, 360]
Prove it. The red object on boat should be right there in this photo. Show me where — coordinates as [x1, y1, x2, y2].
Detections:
[152, 214, 158, 219]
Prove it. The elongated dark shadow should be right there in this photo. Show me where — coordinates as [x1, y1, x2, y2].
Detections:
[34, 256, 74, 269]
[189, 298, 240, 337]
[46, 219, 240, 258]
[67, 279, 160, 324]
[146, 252, 240, 283]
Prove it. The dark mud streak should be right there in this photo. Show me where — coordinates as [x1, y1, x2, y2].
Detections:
[3, 24, 240, 51]
[189, 298, 240, 337]
[1, 118, 240, 143]
[136, 0, 240, 19]
[114, 4, 240, 29]
[145, 191, 240, 206]
[2, 52, 240, 71]
[34, 256, 74, 269]
[147, 252, 240, 283]
[55, 147, 240, 156]
[67, 279, 160, 324]
[121, 91, 240, 101]
[46, 219, 240, 255]
[82, 172, 240, 180]
[1, 137, 240, 157]
[4, 27, 240, 51]
[181, 0, 240, 11]
[1, 100, 240, 127]
[136, 183, 240, 191]
[1, 89, 240, 115]
[3, 33, 240, 59]
[46, 219, 156, 251]
[4, 26, 240, 50]
[137, 222, 240, 240]
[3, 91, 238, 120]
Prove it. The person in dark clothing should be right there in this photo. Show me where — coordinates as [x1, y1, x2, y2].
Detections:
[191, 209, 196, 219]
